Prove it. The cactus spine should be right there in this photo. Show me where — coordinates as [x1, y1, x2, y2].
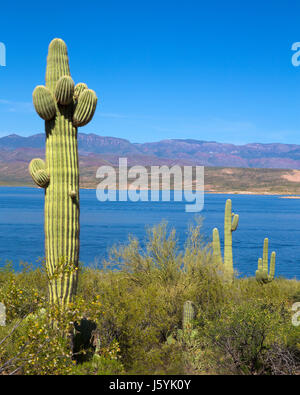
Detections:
[256, 238, 276, 283]
[29, 39, 97, 307]
[212, 199, 239, 281]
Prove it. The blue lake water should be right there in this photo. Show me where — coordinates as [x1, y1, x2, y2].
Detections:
[0, 186, 299, 279]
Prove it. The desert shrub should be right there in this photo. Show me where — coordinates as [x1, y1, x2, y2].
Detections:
[0, 292, 104, 374]
[71, 338, 125, 375]
[0, 306, 73, 375]
[0, 262, 47, 322]
[72, 355, 125, 375]
[0, 222, 299, 375]
[199, 298, 299, 375]
[94, 221, 223, 373]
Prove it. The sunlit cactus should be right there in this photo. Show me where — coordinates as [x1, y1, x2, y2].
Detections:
[29, 38, 98, 307]
[212, 199, 239, 282]
[256, 238, 276, 284]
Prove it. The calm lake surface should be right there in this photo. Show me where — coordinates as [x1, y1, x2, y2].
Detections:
[0, 186, 299, 279]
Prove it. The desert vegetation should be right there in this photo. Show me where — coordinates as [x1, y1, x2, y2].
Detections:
[0, 221, 299, 375]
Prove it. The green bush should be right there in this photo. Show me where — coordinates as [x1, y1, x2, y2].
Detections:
[200, 298, 299, 374]
[0, 222, 299, 375]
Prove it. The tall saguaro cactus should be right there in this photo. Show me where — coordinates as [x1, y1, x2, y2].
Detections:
[29, 39, 97, 306]
[224, 199, 239, 277]
[212, 199, 239, 281]
[256, 238, 276, 284]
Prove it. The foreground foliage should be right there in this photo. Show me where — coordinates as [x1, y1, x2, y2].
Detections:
[0, 222, 299, 375]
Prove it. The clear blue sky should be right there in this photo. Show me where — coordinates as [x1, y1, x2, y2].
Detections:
[1, 1, 300, 144]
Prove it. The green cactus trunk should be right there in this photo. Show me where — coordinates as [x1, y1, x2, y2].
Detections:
[212, 228, 222, 266]
[269, 251, 276, 280]
[262, 237, 268, 273]
[29, 39, 97, 307]
[45, 120, 79, 306]
[224, 199, 238, 279]
[44, 42, 79, 306]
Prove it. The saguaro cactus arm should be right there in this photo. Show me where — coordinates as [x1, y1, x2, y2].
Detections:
[231, 213, 239, 231]
[29, 158, 50, 188]
[33, 86, 57, 121]
[269, 251, 276, 280]
[262, 238, 268, 273]
[255, 258, 264, 281]
[55, 75, 75, 105]
[212, 227, 223, 265]
[73, 89, 97, 127]
[74, 83, 88, 99]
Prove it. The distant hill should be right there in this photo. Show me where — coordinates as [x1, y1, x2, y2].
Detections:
[2, 133, 300, 193]
[2, 133, 300, 169]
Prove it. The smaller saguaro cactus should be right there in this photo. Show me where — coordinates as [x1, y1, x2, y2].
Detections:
[182, 300, 195, 331]
[256, 238, 276, 284]
[212, 199, 239, 281]
[166, 301, 197, 345]
[212, 228, 222, 266]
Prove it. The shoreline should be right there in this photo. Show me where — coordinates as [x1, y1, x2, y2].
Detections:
[1, 184, 300, 197]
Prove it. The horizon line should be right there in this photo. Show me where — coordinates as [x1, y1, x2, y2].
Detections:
[0, 132, 299, 147]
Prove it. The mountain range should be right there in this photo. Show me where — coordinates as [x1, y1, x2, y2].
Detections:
[2, 133, 300, 169]
[2, 133, 300, 193]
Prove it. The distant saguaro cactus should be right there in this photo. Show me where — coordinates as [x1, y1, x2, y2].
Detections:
[213, 199, 239, 281]
[29, 38, 97, 306]
[166, 300, 197, 345]
[256, 238, 276, 284]
[182, 300, 195, 330]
